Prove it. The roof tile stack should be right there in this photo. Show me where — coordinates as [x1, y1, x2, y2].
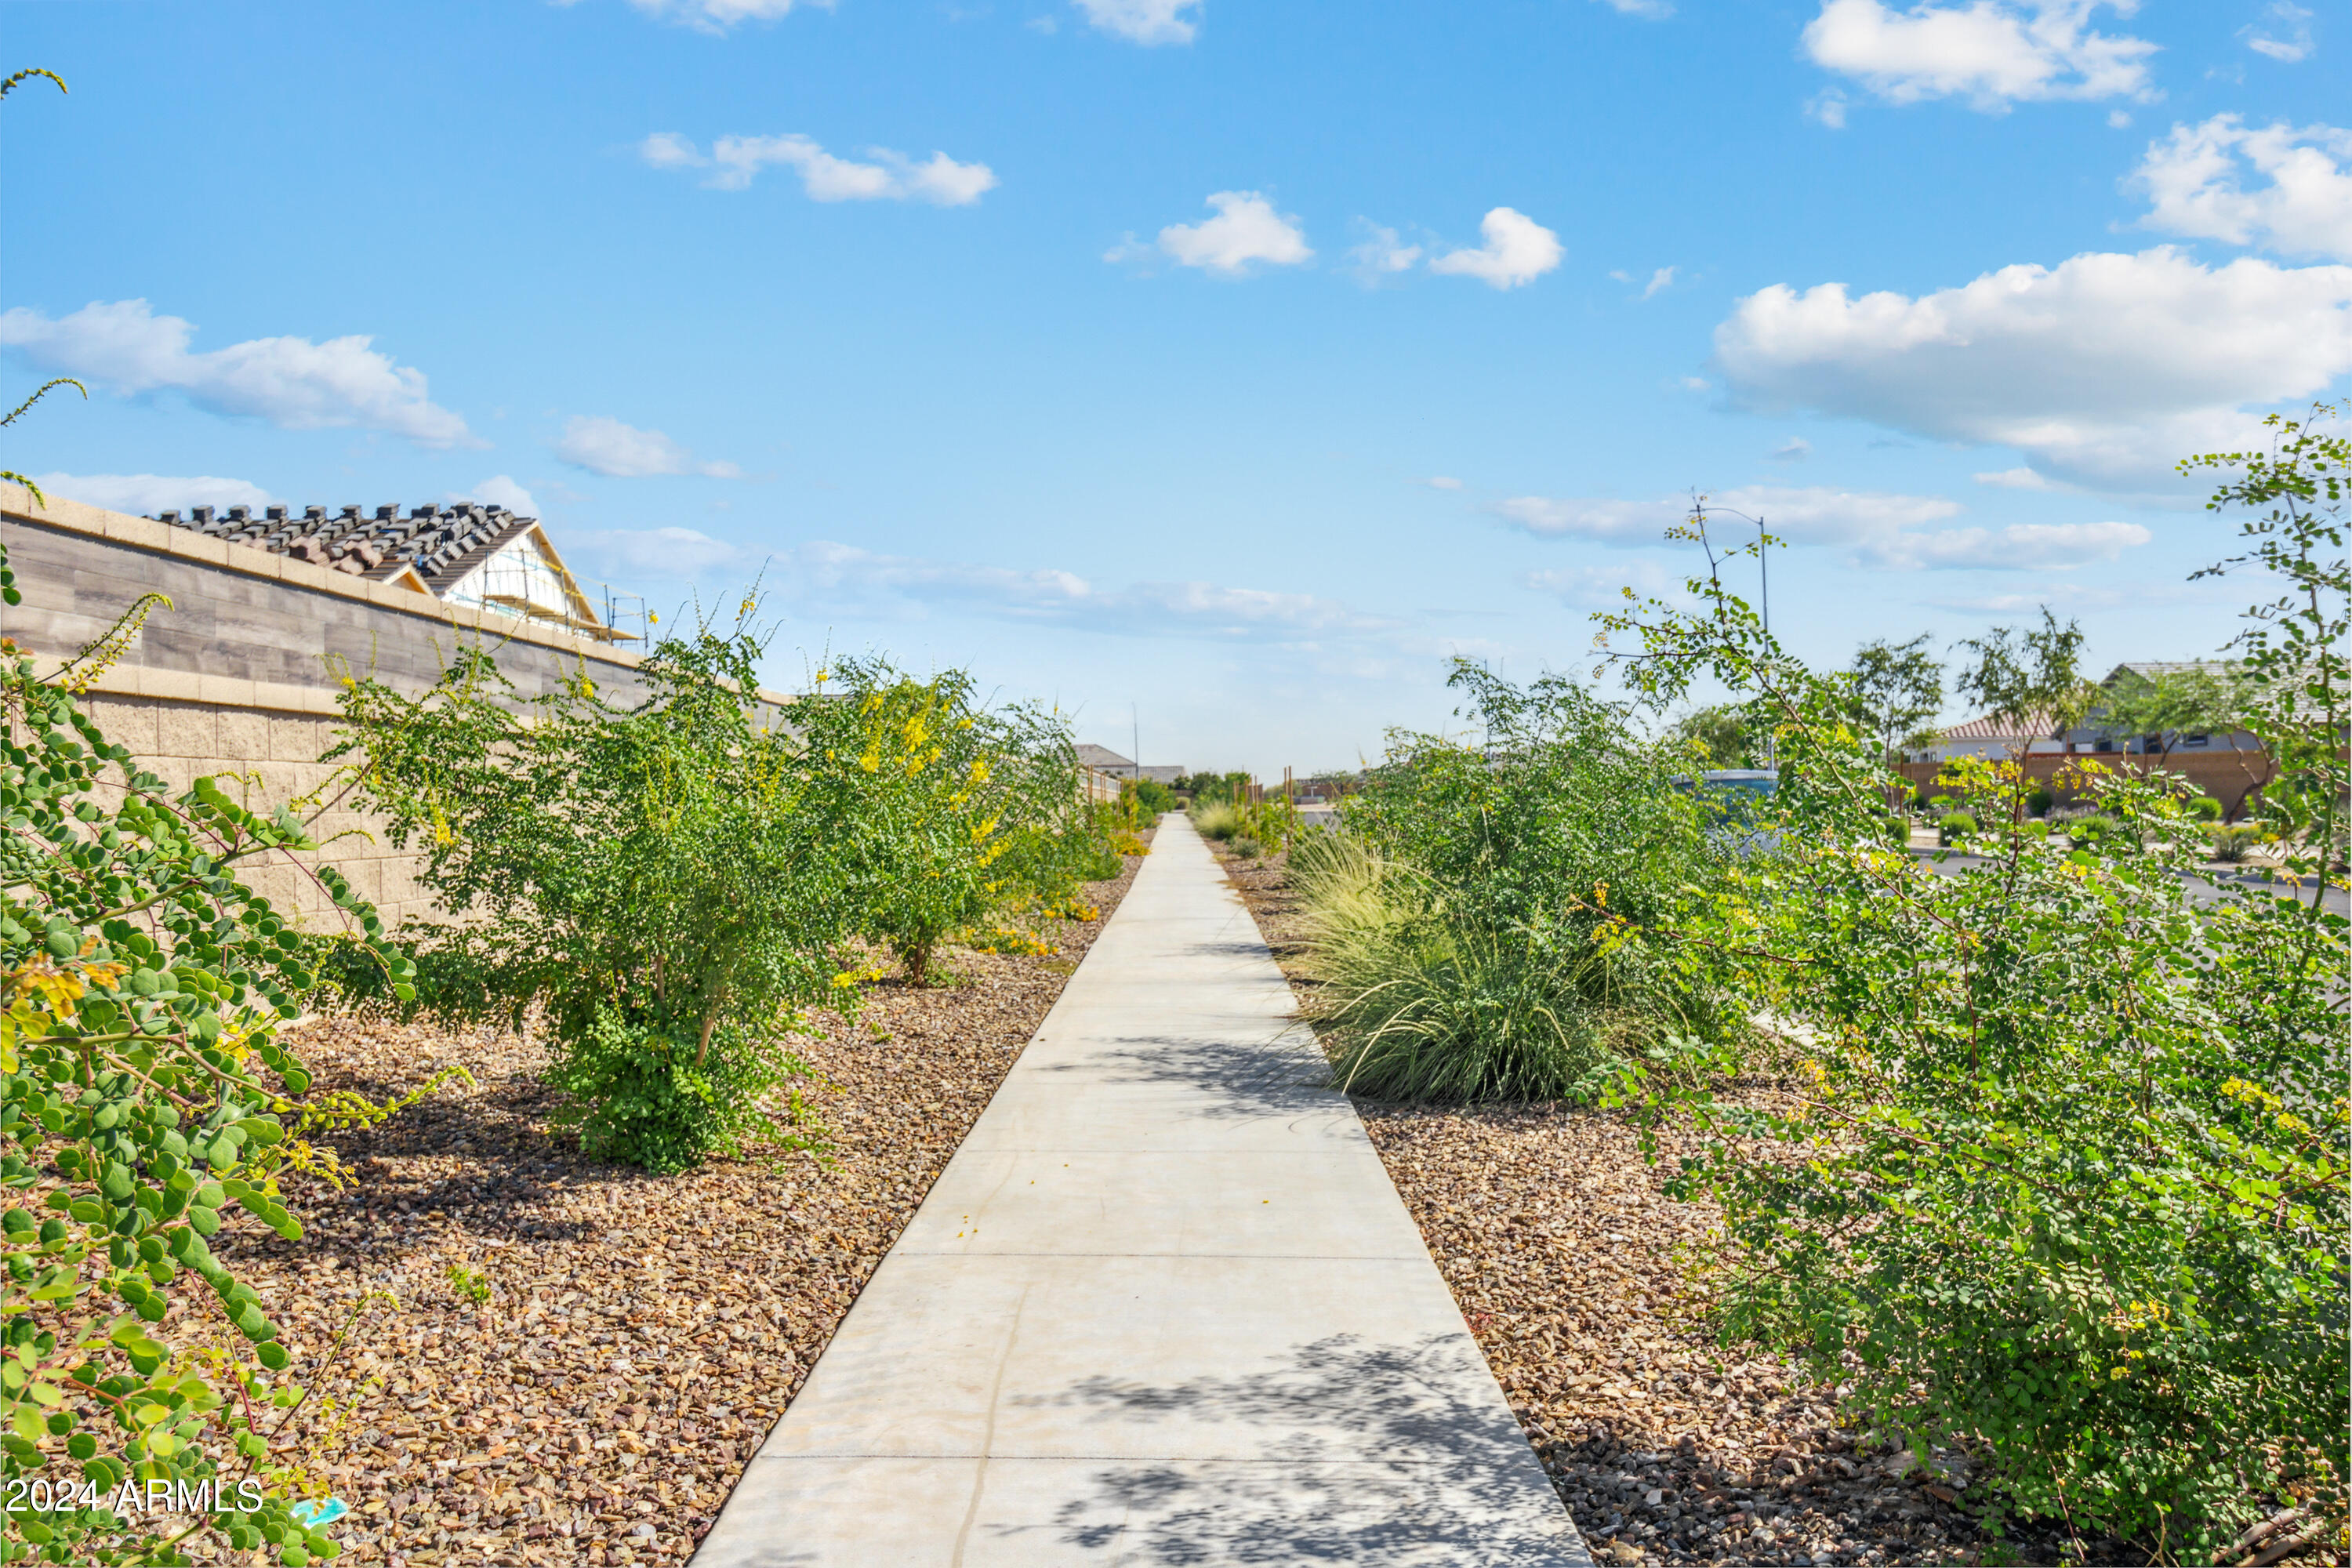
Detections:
[145, 503, 539, 594]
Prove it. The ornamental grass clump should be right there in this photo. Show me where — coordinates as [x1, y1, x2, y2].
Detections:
[1293, 835, 1636, 1103]
[1189, 800, 1241, 840]
[1294, 664, 1730, 1105]
[1, 539, 425, 1566]
[1592, 417, 2348, 1555]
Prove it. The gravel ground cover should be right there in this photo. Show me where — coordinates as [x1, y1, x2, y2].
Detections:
[1214, 843, 2172, 1568]
[193, 844, 1149, 1568]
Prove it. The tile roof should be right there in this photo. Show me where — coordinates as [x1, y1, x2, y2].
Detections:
[1936, 710, 2062, 742]
[145, 503, 539, 594]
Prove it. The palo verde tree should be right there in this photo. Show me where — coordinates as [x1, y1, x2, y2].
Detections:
[332, 620, 852, 1174]
[2182, 403, 2350, 909]
[1664, 703, 1755, 770]
[2094, 664, 2243, 764]
[3, 93, 425, 1552]
[2, 608, 424, 1568]
[1843, 633, 1942, 807]
[1590, 505, 2347, 1558]
[797, 656, 1095, 984]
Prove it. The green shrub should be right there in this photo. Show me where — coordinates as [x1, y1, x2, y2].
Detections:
[336, 627, 849, 1169]
[1229, 836, 1262, 860]
[1111, 777, 1174, 829]
[2, 540, 429, 1565]
[1595, 451, 2348, 1554]
[2067, 811, 2132, 853]
[1934, 810, 1977, 844]
[337, 632, 1102, 1164]
[815, 656, 1097, 982]
[2025, 785, 2055, 817]
[2190, 793, 2224, 821]
[1305, 662, 1728, 1104]
[1881, 814, 1911, 845]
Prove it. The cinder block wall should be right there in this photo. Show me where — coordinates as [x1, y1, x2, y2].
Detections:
[3, 484, 789, 933]
[65, 697, 445, 929]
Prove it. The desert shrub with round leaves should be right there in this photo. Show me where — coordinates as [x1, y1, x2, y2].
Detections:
[1, 547, 417, 1565]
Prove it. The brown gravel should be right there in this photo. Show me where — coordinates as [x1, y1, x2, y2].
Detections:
[1215, 843, 2072, 1568]
[199, 844, 1150, 1568]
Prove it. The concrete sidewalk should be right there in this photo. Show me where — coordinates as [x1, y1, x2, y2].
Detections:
[695, 816, 1588, 1567]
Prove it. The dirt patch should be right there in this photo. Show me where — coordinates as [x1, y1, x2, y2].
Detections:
[207, 845, 1150, 1567]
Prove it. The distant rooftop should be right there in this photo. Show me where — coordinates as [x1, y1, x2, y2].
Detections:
[147, 502, 538, 595]
[143, 501, 637, 641]
[1936, 710, 2061, 742]
[1074, 746, 1184, 784]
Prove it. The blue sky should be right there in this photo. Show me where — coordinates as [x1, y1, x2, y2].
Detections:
[5, 0, 2346, 775]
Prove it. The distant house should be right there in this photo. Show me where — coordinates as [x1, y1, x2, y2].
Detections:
[1899, 660, 2274, 817]
[1075, 746, 1185, 786]
[2059, 662, 2263, 757]
[148, 501, 637, 641]
[1907, 712, 2067, 763]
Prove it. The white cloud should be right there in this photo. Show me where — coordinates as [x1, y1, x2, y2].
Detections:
[1495, 485, 2143, 570]
[1712, 245, 2352, 485]
[1348, 223, 1424, 280]
[1149, 192, 1312, 275]
[2242, 1, 2314, 62]
[1524, 560, 1680, 607]
[1808, 89, 1852, 128]
[796, 540, 1399, 641]
[554, 416, 743, 479]
[638, 131, 704, 171]
[25, 472, 273, 516]
[453, 475, 540, 516]
[1591, 0, 1673, 17]
[1858, 517, 2150, 568]
[1642, 266, 1677, 299]
[640, 133, 996, 205]
[0, 299, 475, 448]
[1497, 485, 1962, 546]
[568, 524, 751, 579]
[1773, 437, 1813, 461]
[2132, 115, 2352, 263]
[2107, 108, 2132, 129]
[566, 531, 1406, 645]
[1974, 466, 2054, 488]
[1422, 476, 1465, 491]
[620, 0, 822, 33]
[1429, 208, 1563, 289]
[1802, 0, 2158, 111]
[1073, 0, 1200, 45]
